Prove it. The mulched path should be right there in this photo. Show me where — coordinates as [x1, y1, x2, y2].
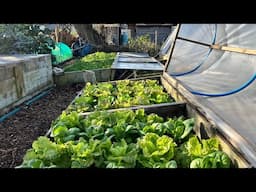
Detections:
[0, 83, 84, 168]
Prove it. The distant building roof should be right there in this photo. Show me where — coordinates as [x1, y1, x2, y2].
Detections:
[102, 24, 120, 27]
[136, 24, 174, 27]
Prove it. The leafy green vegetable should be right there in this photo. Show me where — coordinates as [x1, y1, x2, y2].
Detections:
[142, 117, 194, 143]
[187, 136, 219, 157]
[52, 125, 68, 138]
[81, 52, 116, 63]
[106, 139, 138, 168]
[64, 52, 116, 71]
[17, 136, 72, 168]
[19, 108, 232, 169]
[180, 118, 195, 139]
[153, 160, 178, 168]
[63, 135, 76, 143]
[174, 136, 223, 168]
[52, 111, 83, 130]
[190, 151, 231, 168]
[68, 128, 81, 135]
[137, 133, 177, 168]
[71, 138, 101, 168]
[93, 138, 112, 167]
[67, 79, 173, 113]
[50, 111, 84, 143]
[16, 159, 45, 168]
[147, 113, 164, 124]
[67, 109, 146, 143]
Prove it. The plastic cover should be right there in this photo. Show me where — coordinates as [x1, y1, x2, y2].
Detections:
[158, 26, 178, 57]
[51, 42, 73, 65]
[112, 52, 163, 71]
[166, 24, 256, 157]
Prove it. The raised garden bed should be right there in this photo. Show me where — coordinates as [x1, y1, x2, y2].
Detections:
[54, 52, 116, 86]
[54, 69, 113, 86]
[17, 75, 234, 168]
[66, 77, 175, 114]
[64, 52, 116, 71]
[18, 102, 233, 168]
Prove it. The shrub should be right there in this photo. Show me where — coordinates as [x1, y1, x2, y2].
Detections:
[128, 34, 160, 56]
[0, 24, 55, 54]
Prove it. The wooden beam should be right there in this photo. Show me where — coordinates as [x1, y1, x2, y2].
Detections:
[175, 35, 256, 56]
[211, 44, 256, 55]
[177, 36, 211, 47]
[164, 24, 181, 72]
[80, 102, 187, 118]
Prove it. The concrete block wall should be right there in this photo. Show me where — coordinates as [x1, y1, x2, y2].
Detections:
[0, 65, 18, 110]
[0, 54, 53, 115]
[53, 69, 112, 86]
[23, 55, 53, 94]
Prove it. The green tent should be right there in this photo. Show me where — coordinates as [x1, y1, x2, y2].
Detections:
[51, 42, 73, 65]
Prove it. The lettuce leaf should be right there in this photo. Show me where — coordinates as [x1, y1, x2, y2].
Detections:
[174, 136, 221, 168]
[106, 139, 138, 168]
[190, 151, 231, 168]
[17, 136, 72, 168]
[138, 133, 177, 167]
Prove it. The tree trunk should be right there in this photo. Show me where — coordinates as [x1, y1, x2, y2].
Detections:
[73, 24, 105, 45]
[55, 24, 59, 43]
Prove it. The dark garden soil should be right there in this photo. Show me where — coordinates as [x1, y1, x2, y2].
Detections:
[0, 83, 84, 168]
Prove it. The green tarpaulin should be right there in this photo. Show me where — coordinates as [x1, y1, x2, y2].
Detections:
[51, 42, 73, 65]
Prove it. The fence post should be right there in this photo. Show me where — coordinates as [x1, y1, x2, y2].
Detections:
[155, 30, 158, 50]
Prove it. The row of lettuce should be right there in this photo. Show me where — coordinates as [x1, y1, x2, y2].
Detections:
[18, 79, 232, 168]
[64, 52, 116, 72]
[67, 79, 173, 113]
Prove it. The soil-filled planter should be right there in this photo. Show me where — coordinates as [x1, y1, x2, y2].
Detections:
[65, 76, 176, 114]
[53, 68, 113, 86]
[18, 103, 234, 168]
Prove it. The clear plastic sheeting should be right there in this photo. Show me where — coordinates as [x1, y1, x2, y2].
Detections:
[175, 51, 255, 92]
[118, 57, 159, 63]
[167, 39, 212, 75]
[118, 52, 150, 58]
[112, 62, 163, 70]
[179, 24, 217, 44]
[166, 24, 256, 165]
[112, 52, 163, 71]
[216, 24, 256, 48]
[201, 84, 256, 150]
[158, 26, 178, 57]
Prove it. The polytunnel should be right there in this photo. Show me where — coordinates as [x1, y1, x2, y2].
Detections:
[165, 24, 256, 166]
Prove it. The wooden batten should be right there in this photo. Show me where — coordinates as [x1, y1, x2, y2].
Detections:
[211, 44, 256, 55]
[80, 102, 187, 118]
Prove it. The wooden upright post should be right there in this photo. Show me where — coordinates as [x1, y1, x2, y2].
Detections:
[164, 24, 181, 72]
[55, 24, 59, 43]
[155, 30, 158, 50]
